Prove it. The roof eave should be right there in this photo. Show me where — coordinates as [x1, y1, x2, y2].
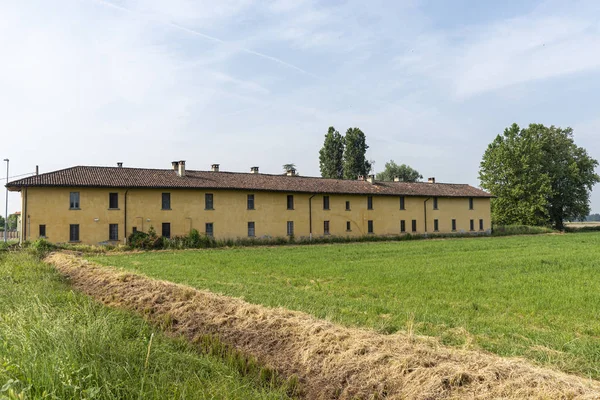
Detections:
[3, 183, 492, 197]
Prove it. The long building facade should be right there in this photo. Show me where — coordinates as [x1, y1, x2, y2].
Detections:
[7, 161, 492, 245]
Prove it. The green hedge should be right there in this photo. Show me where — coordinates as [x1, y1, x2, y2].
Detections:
[20, 224, 562, 254]
[491, 225, 554, 236]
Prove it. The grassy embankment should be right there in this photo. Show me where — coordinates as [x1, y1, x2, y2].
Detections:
[0, 251, 290, 399]
[92, 233, 600, 380]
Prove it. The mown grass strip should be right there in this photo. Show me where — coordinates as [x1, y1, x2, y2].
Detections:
[91, 233, 600, 380]
[0, 251, 290, 400]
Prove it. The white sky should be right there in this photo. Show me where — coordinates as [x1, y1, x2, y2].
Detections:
[1, 0, 600, 214]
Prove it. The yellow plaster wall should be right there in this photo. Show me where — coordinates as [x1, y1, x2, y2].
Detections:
[19, 187, 491, 244]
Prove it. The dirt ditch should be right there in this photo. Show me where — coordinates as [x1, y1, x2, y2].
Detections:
[47, 252, 600, 399]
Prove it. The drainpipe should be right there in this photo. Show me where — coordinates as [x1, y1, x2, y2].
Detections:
[308, 194, 316, 240]
[124, 189, 129, 244]
[423, 198, 431, 234]
[23, 188, 28, 244]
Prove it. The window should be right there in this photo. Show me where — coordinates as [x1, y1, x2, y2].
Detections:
[345, 201, 351, 211]
[346, 221, 351, 231]
[400, 220, 406, 233]
[367, 196, 373, 210]
[39, 224, 46, 238]
[412, 220, 417, 232]
[400, 196, 405, 210]
[451, 219, 457, 231]
[479, 219, 484, 231]
[433, 197, 438, 210]
[109, 193, 118, 209]
[132, 226, 138, 233]
[470, 219, 475, 231]
[109, 223, 119, 240]
[69, 224, 79, 242]
[434, 219, 439, 232]
[205, 193, 214, 210]
[324, 220, 330, 235]
[323, 196, 330, 210]
[287, 195, 294, 210]
[162, 222, 171, 238]
[287, 221, 294, 236]
[248, 221, 255, 237]
[469, 197, 474, 210]
[162, 193, 171, 210]
[368, 220, 374, 234]
[247, 194, 255, 210]
[206, 223, 214, 237]
[69, 192, 80, 209]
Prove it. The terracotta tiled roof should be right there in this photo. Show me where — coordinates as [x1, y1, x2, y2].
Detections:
[6, 166, 492, 197]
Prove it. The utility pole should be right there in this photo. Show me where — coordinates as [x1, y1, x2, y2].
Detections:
[3, 159, 8, 243]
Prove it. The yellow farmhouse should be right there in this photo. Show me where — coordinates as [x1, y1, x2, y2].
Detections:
[6, 161, 492, 245]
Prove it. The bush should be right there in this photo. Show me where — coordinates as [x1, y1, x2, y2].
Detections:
[187, 228, 202, 247]
[564, 225, 600, 233]
[28, 238, 58, 258]
[128, 226, 162, 250]
[492, 225, 554, 236]
[128, 228, 220, 250]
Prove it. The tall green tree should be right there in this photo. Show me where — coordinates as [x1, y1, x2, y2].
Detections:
[376, 160, 422, 182]
[7, 214, 17, 230]
[0, 215, 4, 230]
[479, 123, 599, 229]
[319, 127, 345, 179]
[343, 127, 371, 180]
[282, 163, 296, 172]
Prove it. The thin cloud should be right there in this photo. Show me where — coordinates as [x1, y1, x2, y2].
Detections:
[454, 16, 600, 98]
[91, 0, 315, 77]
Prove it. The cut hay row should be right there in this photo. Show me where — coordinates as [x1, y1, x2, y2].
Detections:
[46, 252, 600, 399]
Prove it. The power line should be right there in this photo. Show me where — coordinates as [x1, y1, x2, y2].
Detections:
[0, 172, 35, 182]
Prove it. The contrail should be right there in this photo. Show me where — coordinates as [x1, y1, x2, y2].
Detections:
[93, 0, 132, 14]
[168, 21, 315, 76]
[91, 0, 315, 77]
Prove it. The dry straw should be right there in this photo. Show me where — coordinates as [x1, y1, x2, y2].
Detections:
[47, 252, 600, 400]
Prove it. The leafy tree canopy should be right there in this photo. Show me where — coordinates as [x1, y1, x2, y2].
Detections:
[7, 214, 17, 230]
[343, 127, 371, 180]
[376, 160, 422, 182]
[479, 123, 599, 229]
[319, 126, 345, 179]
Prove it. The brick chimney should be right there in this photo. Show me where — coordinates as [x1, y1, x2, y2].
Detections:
[286, 168, 296, 177]
[393, 176, 400, 182]
[172, 161, 178, 171]
[357, 175, 365, 181]
[177, 160, 186, 177]
[428, 177, 436, 184]
[117, 162, 123, 168]
[367, 175, 375, 184]
[251, 166, 259, 174]
[211, 164, 220, 172]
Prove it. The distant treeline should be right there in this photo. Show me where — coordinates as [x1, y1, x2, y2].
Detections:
[587, 213, 600, 221]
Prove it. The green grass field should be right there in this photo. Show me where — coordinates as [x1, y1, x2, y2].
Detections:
[92, 233, 600, 380]
[0, 252, 290, 399]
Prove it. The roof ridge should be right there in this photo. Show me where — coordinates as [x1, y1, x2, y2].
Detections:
[30, 165, 80, 178]
[75, 165, 175, 172]
[66, 166, 473, 186]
